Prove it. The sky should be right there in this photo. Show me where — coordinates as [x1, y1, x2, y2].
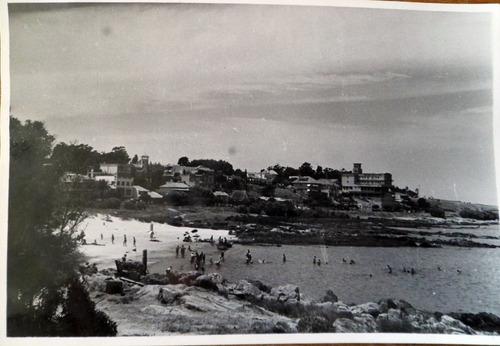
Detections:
[7, 2, 499, 205]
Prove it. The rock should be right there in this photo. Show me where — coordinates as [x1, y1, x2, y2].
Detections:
[378, 298, 397, 313]
[141, 273, 169, 285]
[104, 280, 123, 294]
[440, 315, 476, 335]
[178, 271, 202, 286]
[194, 273, 224, 291]
[158, 286, 185, 304]
[377, 309, 414, 333]
[351, 302, 382, 318]
[297, 315, 332, 333]
[333, 314, 377, 333]
[216, 283, 228, 296]
[246, 278, 272, 293]
[270, 284, 300, 302]
[450, 312, 500, 333]
[322, 289, 338, 303]
[232, 280, 263, 300]
[272, 321, 293, 333]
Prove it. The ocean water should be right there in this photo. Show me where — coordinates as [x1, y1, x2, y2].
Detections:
[149, 224, 500, 316]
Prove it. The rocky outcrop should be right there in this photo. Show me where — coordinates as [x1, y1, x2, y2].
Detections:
[87, 270, 500, 336]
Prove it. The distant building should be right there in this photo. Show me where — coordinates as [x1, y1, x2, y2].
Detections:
[341, 163, 392, 197]
[163, 165, 215, 189]
[247, 169, 278, 184]
[99, 163, 133, 198]
[288, 176, 321, 198]
[158, 182, 191, 195]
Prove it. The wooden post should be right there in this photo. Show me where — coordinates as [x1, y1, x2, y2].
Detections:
[143, 249, 148, 272]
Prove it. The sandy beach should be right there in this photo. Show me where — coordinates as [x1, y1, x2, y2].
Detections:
[79, 213, 236, 271]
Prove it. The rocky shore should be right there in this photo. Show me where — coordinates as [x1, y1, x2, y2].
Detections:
[85, 268, 500, 336]
[94, 206, 499, 249]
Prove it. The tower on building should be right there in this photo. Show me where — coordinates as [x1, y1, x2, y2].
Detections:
[353, 163, 363, 174]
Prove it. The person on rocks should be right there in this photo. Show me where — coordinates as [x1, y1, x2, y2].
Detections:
[111, 234, 115, 244]
[181, 245, 186, 258]
[246, 250, 252, 264]
[175, 245, 180, 257]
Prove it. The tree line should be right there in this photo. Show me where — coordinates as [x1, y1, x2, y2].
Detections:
[8, 116, 117, 336]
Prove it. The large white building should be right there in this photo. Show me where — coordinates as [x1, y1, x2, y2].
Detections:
[341, 163, 392, 197]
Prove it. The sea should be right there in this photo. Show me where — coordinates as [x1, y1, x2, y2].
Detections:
[148, 223, 500, 316]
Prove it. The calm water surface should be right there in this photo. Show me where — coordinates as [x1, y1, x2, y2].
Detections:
[150, 224, 500, 315]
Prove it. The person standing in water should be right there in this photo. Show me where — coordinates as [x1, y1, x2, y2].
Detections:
[283, 254, 286, 263]
[111, 234, 114, 244]
[123, 234, 127, 246]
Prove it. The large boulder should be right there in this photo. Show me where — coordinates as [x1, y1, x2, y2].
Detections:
[351, 302, 382, 318]
[194, 273, 224, 291]
[332, 314, 377, 333]
[246, 278, 272, 293]
[178, 271, 202, 286]
[104, 280, 123, 294]
[449, 312, 500, 333]
[232, 280, 263, 300]
[141, 273, 169, 285]
[439, 315, 477, 335]
[158, 285, 186, 304]
[378, 298, 397, 313]
[270, 284, 300, 302]
[297, 315, 332, 333]
[321, 289, 338, 303]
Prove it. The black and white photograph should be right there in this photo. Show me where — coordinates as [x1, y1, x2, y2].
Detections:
[2, 0, 500, 343]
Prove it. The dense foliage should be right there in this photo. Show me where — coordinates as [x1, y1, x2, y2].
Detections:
[8, 116, 116, 336]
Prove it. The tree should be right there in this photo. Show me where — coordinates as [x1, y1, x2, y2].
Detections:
[51, 142, 101, 174]
[8, 116, 116, 336]
[131, 154, 139, 164]
[101, 146, 130, 164]
[299, 162, 315, 177]
[177, 156, 190, 166]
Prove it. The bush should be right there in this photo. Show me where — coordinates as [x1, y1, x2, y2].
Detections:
[123, 200, 146, 210]
[459, 208, 499, 221]
[429, 206, 445, 218]
[93, 197, 121, 209]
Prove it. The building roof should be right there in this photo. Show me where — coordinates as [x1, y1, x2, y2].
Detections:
[133, 185, 149, 192]
[159, 182, 191, 190]
[148, 191, 163, 199]
[214, 191, 229, 197]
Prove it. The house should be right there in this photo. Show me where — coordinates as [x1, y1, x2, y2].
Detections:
[163, 165, 215, 189]
[132, 185, 149, 199]
[288, 176, 321, 198]
[213, 191, 229, 204]
[99, 163, 134, 198]
[158, 182, 191, 195]
[341, 163, 392, 197]
[317, 178, 341, 198]
[247, 169, 278, 184]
